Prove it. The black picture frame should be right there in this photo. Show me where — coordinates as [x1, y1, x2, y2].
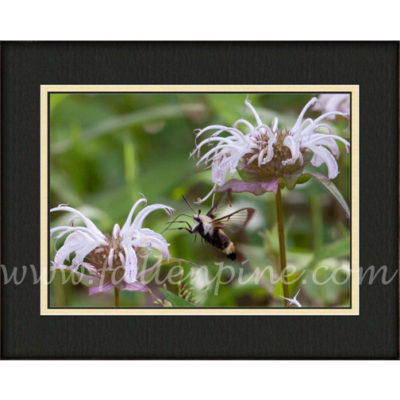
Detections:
[1, 41, 399, 359]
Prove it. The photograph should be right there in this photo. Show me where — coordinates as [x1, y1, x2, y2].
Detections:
[45, 86, 357, 313]
[1, 39, 398, 363]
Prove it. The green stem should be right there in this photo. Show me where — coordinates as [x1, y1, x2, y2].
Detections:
[275, 187, 290, 306]
[114, 287, 120, 307]
[310, 192, 323, 252]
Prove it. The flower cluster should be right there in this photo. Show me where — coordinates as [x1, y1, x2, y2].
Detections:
[192, 97, 350, 202]
[51, 198, 174, 295]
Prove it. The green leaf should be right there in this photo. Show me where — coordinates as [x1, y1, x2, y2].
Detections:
[304, 237, 350, 270]
[273, 272, 301, 300]
[51, 103, 206, 154]
[160, 288, 195, 308]
[295, 173, 312, 185]
[308, 172, 350, 218]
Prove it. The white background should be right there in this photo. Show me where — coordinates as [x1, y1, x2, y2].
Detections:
[0, 0, 399, 40]
[0, 1, 399, 398]
[1, 361, 400, 398]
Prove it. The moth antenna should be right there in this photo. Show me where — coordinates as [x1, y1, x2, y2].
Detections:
[168, 227, 192, 233]
[182, 195, 196, 213]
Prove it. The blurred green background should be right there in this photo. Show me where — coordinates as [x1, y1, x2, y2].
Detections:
[50, 93, 351, 308]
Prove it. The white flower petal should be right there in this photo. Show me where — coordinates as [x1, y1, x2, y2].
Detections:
[134, 228, 170, 259]
[282, 135, 301, 165]
[309, 145, 339, 179]
[313, 94, 350, 118]
[122, 243, 138, 283]
[244, 99, 263, 126]
[290, 97, 318, 135]
[50, 205, 105, 239]
[132, 204, 174, 231]
[272, 117, 278, 132]
[108, 248, 114, 269]
[50, 225, 106, 244]
[112, 223, 121, 238]
[54, 231, 99, 268]
[120, 197, 147, 234]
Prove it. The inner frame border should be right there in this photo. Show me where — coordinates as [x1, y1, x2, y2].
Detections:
[40, 84, 359, 316]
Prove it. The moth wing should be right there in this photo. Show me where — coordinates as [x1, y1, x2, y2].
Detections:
[206, 193, 226, 218]
[212, 208, 255, 233]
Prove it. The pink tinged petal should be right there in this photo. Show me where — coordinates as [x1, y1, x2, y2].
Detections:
[194, 136, 237, 154]
[108, 248, 114, 269]
[303, 111, 349, 133]
[244, 98, 263, 126]
[272, 117, 278, 132]
[121, 281, 148, 292]
[305, 133, 350, 149]
[81, 262, 98, 275]
[112, 223, 120, 238]
[71, 235, 100, 267]
[50, 205, 104, 239]
[196, 141, 237, 166]
[195, 125, 248, 143]
[211, 159, 230, 186]
[257, 147, 269, 166]
[282, 135, 301, 165]
[135, 228, 170, 259]
[50, 225, 106, 243]
[194, 183, 218, 204]
[305, 136, 340, 157]
[299, 122, 334, 138]
[309, 145, 339, 179]
[259, 127, 276, 164]
[313, 94, 350, 117]
[290, 97, 318, 134]
[120, 197, 147, 234]
[54, 231, 97, 266]
[247, 152, 259, 165]
[233, 118, 255, 132]
[299, 118, 314, 131]
[196, 141, 249, 167]
[132, 204, 175, 230]
[216, 179, 279, 196]
[122, 244, 138, 283]
[89, 283, 114, 295]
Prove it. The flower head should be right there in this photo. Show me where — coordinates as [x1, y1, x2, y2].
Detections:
[192, 97, 350, 202]
[312, 94, 350, 119]
[51, 198, 174, 295]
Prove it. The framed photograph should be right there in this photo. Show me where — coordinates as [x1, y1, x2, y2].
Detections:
[1, 42, 398, 358]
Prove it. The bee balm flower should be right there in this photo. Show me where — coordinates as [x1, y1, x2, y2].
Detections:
[192, 97, 350, 202]
[312, 94, 350, 119]
[51, 198, 174, 295]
